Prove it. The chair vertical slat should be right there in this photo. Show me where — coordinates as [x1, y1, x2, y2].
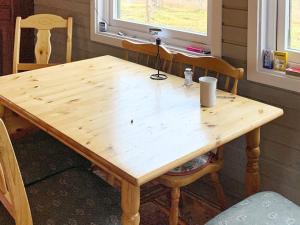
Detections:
[136, 53, 141, 64]
[0, 164, 7, 195]
[192, 65, 196, 73]
[179, 63, 183, 77]
[66, 17, 73, 63]
[121, 40, 173, 73]
[225, 77, 230, 92]
[232, 79, 239, 94]
[167, 60, 173, 74]
[35, 30, 52, 64]
[191, 65, 196, 80]
[124, 51, 129, 61]
[12, 17, 21, 74]
[163, 60, 167, 72]
[204, 69, 208, 76]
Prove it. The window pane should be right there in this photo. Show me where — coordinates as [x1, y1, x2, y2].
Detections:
[116, 0, 208, 35]
[289, 0, 300, 50]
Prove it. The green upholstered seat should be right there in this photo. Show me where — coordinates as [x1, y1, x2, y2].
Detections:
[0, 168, 121, 225]
[12, 131, 90, 185]
[205, 192, 300, 225]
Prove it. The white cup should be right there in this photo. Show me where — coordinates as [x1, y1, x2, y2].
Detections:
[199, 77, 217, 107]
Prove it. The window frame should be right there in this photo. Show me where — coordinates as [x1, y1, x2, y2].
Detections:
[247, 0, 300, 93]
[108, 0, 209, 44]
[90, 0, 222, 56]
[277, 0, 300, 65]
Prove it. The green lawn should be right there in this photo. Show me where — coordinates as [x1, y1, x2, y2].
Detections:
[290, 2, 300, 50]
[119, 2, 207, 35]
[290, 23, 300, 50]
[119, 1, 300, 51]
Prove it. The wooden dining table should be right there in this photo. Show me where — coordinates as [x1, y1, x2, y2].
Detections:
[0, 55, 283, 225]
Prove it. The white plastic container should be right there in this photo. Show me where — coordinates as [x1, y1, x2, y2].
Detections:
[184, 68, 193, 86]
[199, 77, 217, 107]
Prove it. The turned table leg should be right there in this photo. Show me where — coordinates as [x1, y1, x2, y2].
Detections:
[121, 180, 140, 225]
[169, 187, 180, 225]
[245, 127, 261, 196]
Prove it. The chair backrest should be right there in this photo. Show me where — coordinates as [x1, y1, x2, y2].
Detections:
[173, 53, 244, 94]
[0, 119, 33, 225]
[122, 40, 173, 73]
[13, 14, 73, 73]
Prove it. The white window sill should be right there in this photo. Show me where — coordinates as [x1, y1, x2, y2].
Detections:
[90, 31, 211, 57]
[248, 68, 300, 93]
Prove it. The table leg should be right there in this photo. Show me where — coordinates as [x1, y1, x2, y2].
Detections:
[121, 180, 140, 225]
[245, 127, 261, 196]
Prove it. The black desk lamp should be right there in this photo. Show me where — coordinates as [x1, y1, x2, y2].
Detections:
[150, 38, 168, 80]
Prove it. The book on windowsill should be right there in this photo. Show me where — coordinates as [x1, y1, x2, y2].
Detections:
[286, 67, 300, 77]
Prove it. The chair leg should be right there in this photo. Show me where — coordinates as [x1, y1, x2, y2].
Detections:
[169, 187, 180, 225]
[210, 172, 227, 210]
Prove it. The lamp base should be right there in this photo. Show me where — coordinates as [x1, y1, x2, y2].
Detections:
[150, 73, 168, 80]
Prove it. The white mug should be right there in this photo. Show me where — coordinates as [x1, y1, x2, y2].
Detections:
[199, 77, 217, 107]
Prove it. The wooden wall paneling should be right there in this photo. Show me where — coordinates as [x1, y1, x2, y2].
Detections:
[35, 0, 89, 16]
[261, 175, 300, 204]
[223, 26, 247, 46]
[275, 107, 300, 131]
[260, 139, 300, 170]
[261, 123, 300, 150]
[18, 0, 34, 64]
[0, 0, 34, 75]
[0, 20, 13, 75]
[223, 8, 248, 28]
[34, 5, 90, 27]
[222, 43, 247, 61]
[238, 80, 300, 111]
[223, 0, 248, 10]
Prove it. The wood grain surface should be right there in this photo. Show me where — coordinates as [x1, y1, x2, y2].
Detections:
[0, 55, 283, 186]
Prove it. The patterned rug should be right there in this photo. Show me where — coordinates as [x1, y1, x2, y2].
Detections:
[93, 166, 221, 225]
[3, 129, 222, 225]
[140, 189, 221, 225]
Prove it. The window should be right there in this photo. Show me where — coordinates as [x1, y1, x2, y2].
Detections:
[248, 0, 300, 92]
[91, 0, 222, 56]
[114, 0, 208, 35]
[287, 0, 300, 51]
[277, 0, 300, 64]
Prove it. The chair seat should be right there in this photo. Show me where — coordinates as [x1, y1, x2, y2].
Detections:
[0, 168, 121, 225]
[166, 152, 214, 176]
[205, 192, 300, 225]
[12, 131, 90, 185]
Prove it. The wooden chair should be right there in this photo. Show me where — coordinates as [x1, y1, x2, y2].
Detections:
[0, 119, 33, 225]
[122, 40, 173, 73]
[0, 119, 121, 225]
[4, 14, 73, 137]
[172, 53, 244, 94]
[13, 14, 73, 73]
[158, 53, 244, 225]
